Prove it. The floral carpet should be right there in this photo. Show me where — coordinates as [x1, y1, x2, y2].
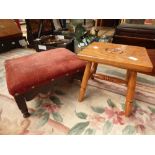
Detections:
[1, 48, 155, 135]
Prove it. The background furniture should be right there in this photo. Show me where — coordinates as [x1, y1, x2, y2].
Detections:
[95, 19, 120, 28]
[112, 23, 155, 49]
[0, 19, 27, 52]
[25, 19, 55, 47]
[112, 22, 155, 76]
[33, 35, 74, 52]
[25, 19, 69, 47]
[25, 19, 75, 51]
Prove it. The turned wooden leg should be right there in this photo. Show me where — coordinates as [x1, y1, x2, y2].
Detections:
[14, 94, 30, 118]
[125, 71, 137, 116]
[126, 69, 130, 84]
[91, 63, 98, 79]
[78, 62, 92, 102]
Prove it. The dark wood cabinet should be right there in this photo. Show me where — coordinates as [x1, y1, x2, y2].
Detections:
[96, 19, 120, 27]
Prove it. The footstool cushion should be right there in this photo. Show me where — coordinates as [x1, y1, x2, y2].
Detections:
[5, 48, 86, 96]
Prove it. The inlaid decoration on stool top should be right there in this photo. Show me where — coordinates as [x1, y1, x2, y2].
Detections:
[104, 47, 124, 54]
[101, 45, 127, 54]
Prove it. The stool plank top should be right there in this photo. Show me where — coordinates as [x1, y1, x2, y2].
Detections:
[78, 42, 153, 73]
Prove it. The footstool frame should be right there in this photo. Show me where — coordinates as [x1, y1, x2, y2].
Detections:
[13, 71, 83, 118]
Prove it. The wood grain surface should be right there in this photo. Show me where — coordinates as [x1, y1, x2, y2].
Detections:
[78, 42, 153, 73]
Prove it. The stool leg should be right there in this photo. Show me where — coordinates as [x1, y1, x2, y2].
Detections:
[14, 95, 30, 118]
[78, 62, 92, 102]
[126, 69, 130, 84]
[125, 71, 137, 117]
[91, 63, 98, 79]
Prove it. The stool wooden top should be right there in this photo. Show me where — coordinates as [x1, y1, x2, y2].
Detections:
[78, 42, 153, 72]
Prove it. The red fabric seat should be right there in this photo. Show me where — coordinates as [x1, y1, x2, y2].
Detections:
[5, 48, 86, 96]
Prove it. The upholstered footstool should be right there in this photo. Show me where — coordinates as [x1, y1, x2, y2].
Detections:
[5, 48, 86, 118]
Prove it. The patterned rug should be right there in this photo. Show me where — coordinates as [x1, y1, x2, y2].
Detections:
[1, 48, 155, 135]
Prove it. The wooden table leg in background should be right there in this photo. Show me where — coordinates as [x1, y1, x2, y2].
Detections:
[125, 71, 137, 116]
[78, 62, 92, 102]
[91, 63, 98, 79]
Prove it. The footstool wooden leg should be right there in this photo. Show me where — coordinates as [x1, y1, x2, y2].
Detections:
[78, 62, 92, 102]
[91, 63, 98, 79]
[14, 95, 30, 118]
[125, 71, 137, 116]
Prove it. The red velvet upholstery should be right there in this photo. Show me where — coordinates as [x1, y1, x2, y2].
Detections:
[5, 48, 86, 96]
